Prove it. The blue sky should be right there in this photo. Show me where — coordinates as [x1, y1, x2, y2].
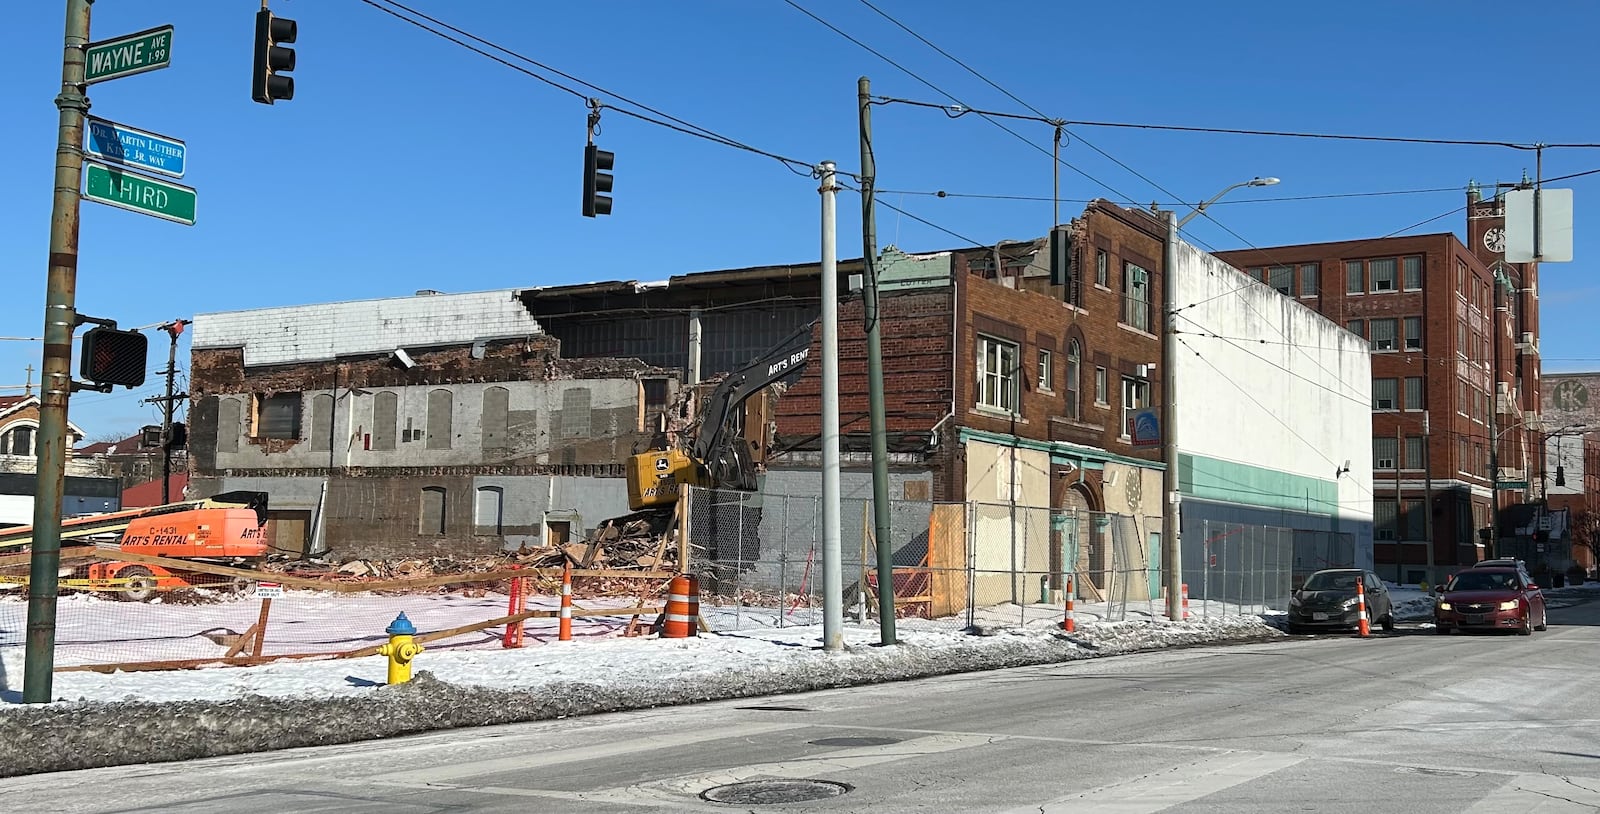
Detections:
[3, 0, 1597, 440]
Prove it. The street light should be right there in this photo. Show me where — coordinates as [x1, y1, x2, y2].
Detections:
[1161, 176, 1281, 622]
[1176, 177, 1280, 229]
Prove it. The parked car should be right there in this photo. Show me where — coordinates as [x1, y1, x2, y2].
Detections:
[1435, 566, 1547, 635]
[1473, 557, 1533, 583]
[1287, 569, 1394, 634]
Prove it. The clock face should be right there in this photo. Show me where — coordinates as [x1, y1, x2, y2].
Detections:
[1483, 227, 1506, 254]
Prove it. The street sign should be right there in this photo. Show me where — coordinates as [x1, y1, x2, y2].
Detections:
[1495, 481, 1528, 490]
[84, 25, 174, 84]
[85, 117, 186, 178]
[83, 161, 196, 225]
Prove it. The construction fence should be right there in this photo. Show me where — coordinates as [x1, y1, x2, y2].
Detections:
[691, 489, 1357, 631]
[0, 547, 676, 674]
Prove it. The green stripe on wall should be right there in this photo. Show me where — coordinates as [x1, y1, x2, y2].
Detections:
[1180, 453, 1338, 516]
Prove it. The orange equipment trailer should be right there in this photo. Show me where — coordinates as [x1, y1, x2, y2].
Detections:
[0, 491, 270, 600]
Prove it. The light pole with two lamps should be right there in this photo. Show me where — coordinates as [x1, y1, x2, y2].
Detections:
[1160, 177, 1280, 622]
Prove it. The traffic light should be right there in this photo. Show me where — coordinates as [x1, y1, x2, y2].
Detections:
[252, 9, 297, 104]
[80, 327, 148, 388]
[582, 144, 614, 217]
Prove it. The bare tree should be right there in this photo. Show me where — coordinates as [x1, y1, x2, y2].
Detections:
[1573, 510, 1600, 578]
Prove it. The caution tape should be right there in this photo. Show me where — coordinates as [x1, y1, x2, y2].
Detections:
[0, 576, 134, 591]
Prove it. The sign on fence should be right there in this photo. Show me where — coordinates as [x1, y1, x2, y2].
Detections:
[253, 582, 283, 599]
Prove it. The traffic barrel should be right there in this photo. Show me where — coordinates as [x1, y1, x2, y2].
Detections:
[1356, 576, 1370, 638]
[1181, 582, 1190, 621]
[662, 574, 699, 638]
[559, 561, 574, 641]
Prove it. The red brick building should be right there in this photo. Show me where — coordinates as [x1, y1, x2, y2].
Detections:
[1215, 185, 1541, 582]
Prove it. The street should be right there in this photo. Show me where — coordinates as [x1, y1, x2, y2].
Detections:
[6, 593, 1600, 813]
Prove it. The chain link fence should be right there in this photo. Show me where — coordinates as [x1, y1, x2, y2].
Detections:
[1179, 519, 1356, 619]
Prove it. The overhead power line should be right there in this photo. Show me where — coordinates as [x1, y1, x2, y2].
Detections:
[358, 0, 826, 176]
[875, 185, 1468, 205]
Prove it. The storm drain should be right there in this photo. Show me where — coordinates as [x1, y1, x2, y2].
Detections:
[701, 779, 853, 805]
[808, 736, 902, 747]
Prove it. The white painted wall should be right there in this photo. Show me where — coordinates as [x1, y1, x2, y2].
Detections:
[192, 290, 542, 367]
[1171, 241, 1374, 527]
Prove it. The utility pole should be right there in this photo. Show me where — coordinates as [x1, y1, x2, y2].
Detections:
[1423, 411, 1435, 585]
[818, 161, 844, 652]
[1395, 425, 1405, 583]
[25, 0, 93, 704]
[146, 319, 190, 504]
[1161, 210, 1182, 621]
[858, 76, 895, 644]
[1489, 262, 1505, 556]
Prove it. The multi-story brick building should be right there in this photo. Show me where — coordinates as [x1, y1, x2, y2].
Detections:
[1215, 185, 1541, 583]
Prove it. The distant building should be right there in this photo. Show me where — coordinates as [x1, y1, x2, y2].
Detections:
[0, 395, 108, 526]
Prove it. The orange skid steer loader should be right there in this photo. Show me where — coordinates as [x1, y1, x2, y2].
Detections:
[0, 491, 270, 601]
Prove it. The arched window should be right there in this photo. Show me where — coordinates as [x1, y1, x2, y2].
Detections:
[1065, 340, 1082, 421]
[2, 424, 35, 457]
[419, 486, 446, 535]
[475, 486, 504, 535]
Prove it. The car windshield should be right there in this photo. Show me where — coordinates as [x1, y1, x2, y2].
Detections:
[1301, 572, 1358, 592]
[1449, 571, 1519, 591]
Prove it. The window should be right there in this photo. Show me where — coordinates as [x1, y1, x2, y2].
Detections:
[1403, 317, 1422, 350]
[255, 392, 301, 440]
[1346, 320, 1364, 338]
[1345, 260, 1363, 293]
[311, 393, 335, 452]
[1037, 349, 1054, 392]
[1457, 324, 1468, 359]
[1065, 341, 1081, 420]
[1298, 264, 1319, 297]
[1370, 318, 1397, 351]
[1458, 438, 1470, 473]
[977, 335, 1019, 413]
[1404, 376, 1423, 410]
[475, 486, 504, 535]
[2, 425, 33, 457]
[641, 378, 670, 433]
[1370, 258, 1397, 292]
[1095, 250, 1108, 287]
[371, 391, 397, 451]
[419, 486, 446, 535]
[217, 398, 241, 454]
[1456, 259, 1467, 295]
[1405, 435, 1425, 470]
[1120, 376, 1149, 439]
[1123, 263, 1151, 332]
[1267, 266, 1292, 295]
[1374, 436, 1397, 470]
[427, 389, 453, 450]
[1403, 256, 1423, 290]
[482, 386, 510, 449]
[1373, 378, 1397, 410]
[561, 387, 593, 438]
[1094, 367, 1109, 405]
[1374, 502, 1396, 541]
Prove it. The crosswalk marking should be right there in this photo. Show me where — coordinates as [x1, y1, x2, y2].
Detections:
[1007, 750, 1306, 814]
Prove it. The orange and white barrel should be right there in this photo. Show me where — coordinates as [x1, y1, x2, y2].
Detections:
[662, 574, 699, 638]
[1061, 574, 1076, 633]
[1356, 576, 1370, 638]
[558, 562, 574, 641]
[1181, 582, 1190, 621]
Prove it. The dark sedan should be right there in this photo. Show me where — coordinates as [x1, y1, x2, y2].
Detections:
[1287, 568, 1394, 634]
[1435, 567, 1547, 635]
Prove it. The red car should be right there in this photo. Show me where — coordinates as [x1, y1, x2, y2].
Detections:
[1434, 566, 1548, 635]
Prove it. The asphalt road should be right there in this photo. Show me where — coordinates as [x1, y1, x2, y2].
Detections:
[7, 591, 1600, 814]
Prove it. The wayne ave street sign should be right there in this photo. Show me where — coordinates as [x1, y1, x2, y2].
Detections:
[85, 117, 186, 178]
[84, 25, 173, 84]
[83, 161, 196, 225]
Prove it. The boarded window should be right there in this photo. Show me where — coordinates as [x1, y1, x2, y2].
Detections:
[1065, 340, 1081, 420]
[256, 393, 301, 440]
[311, 393, 334, 452]
[427, 389, 453, 450]
[419, 486, 446, 535]
[217, 398, 241, 453]
[481, 386, 509, 450]
[475, 486, 503, 535]
[562, 387, 592, 438]
[371, 391, 397, 451]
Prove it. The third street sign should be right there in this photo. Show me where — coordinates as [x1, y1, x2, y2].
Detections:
[84, 25, 174, 84]
[83, 161, 196, 225]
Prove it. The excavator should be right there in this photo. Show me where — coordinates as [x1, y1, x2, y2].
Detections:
[622, 319, 816, 519]
[0, 491, 271, 601]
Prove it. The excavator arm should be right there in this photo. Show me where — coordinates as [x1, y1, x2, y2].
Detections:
[689, 319, 817, 488]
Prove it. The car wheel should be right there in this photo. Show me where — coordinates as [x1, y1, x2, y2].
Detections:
[1380, 614, 1395, 632]
[1435, 623, 1451, 635]
[1287, 623, 1305, 635]
[1518, 615, 1534, 636]
[1535, 610, 1548, 632]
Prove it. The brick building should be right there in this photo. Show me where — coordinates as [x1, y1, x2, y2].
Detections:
[1215, 185, 1542, 583]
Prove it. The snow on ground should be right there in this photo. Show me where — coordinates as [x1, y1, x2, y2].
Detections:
[0, 579, 1591, 777]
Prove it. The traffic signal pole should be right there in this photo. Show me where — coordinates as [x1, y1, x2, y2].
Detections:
[25, 0, 93, 703]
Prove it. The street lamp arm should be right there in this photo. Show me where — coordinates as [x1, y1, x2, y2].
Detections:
[1176, 177, 1280, 229]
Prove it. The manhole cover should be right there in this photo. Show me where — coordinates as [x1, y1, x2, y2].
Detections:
[808, 736, 901, 747]
[701, 779, 852, 805]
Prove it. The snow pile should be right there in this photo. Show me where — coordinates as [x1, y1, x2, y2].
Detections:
[0, 613, 1280, 777]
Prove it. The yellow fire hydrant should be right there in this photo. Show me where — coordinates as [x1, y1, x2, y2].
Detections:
[376, 612, 424, 685]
